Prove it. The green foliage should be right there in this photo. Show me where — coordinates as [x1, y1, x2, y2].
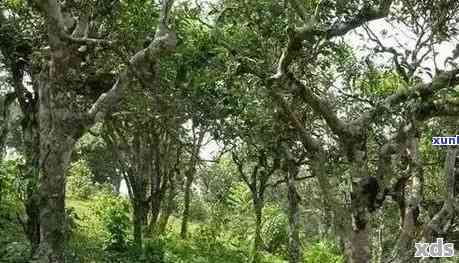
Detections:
[357, 69, 407, 97]
[0, 160, 30, 263]
[303, 240, 344, 263]
[0, 160, 24, 228]
[142, 238, 166, 263]
[187, 197, 208, 222]
[162, 231, 253, 263]
[64, 207, 80, 242]
[263, 206, 289, 256]
[66, 197, 286, 263]
[225, 182, 253, 240]
[4, 1, 457, 262]
[66, 200, 105, 261]
[116, 0, 159, 50]
[67, 160, 98, 200]
[0, 241, 29, 263]
[66, 190, 131, 262]
[91, 190, 131, 252]
[0, 159, 20, 204]
[76, 132, 118, 186]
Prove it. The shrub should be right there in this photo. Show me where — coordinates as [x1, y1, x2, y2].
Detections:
[67, 160, 97, 200]
[91, 190, 131, 252]
[0, 242, 29, 263]
[262, 205, 289, 256]
[143, 238, 166, 263]
[0, 160, 30, 263]
[303, 240, 344, 263]
[64, 207, 80, 242]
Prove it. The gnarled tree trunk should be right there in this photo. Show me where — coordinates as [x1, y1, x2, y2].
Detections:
[36, 121, 77, 262]
[348, 150, 371, 263]
[391, 135, 423, 263]
[34, 23, 82, 261]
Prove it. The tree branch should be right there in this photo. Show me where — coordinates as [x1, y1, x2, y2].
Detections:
[267, 174, 315, 188]
[266, 82, 324, 156]
[357, 68, 459, 126]
[287, 73, 349, 137]
[231, 152, 253, 192]
[363, 24, 411, 82]
[271, 0, 394, 79]
[87, 0, 176, 124]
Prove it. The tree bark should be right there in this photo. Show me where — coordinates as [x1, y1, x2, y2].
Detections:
[157, 194, 174, 235]
[23, 123, 40, 255]
[158, 180, 176, 235]
[149, 192, 162, 233]
[34, 29, 82, 261]
[133, 199, 145, 250]
[148, 177, 167, 235]
[375, 210, 385, 263]
[252, 197, 264, 263]
[348, 150, 371, 263]
[391, 135, 423, 263]
[286, 160, 301, 263]
[35, 127, 76, 262]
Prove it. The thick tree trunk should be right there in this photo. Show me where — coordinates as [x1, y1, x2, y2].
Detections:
[36, 131, 75, 263]
[348, 151, 371, 263]
[391, 136, 423, 263]
[180, 170, 194, 239]
[286, 161, 301, 263]
[252, 197, 264, 263]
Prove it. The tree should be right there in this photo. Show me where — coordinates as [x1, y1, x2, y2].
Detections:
[180, 122, 206, 239]
[232, 145, 280, 262]
[0, 4, 41, 253]
[29, 0, 176, 260]
[1, 0, 459, 262]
